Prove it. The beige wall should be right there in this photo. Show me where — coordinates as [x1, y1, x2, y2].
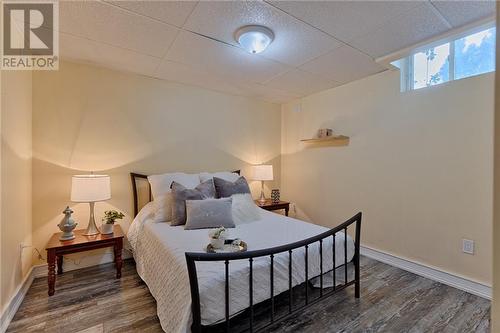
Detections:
[282, 70, 494, 284]
[0, 70, 33, 314]
[32, 61, 281, 267]
[492, 9, 500, 332]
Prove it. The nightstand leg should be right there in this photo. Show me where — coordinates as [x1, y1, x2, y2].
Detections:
[57, 255, 63, 275]
[47, 250, 56, 296]
[114, 238, 123, 279]
[285, 207, 289, 216]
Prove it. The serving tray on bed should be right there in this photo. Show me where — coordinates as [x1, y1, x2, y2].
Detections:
[206, 239, 247, 253]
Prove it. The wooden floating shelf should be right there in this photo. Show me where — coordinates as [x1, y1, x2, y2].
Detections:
[300, 135, 349, 146]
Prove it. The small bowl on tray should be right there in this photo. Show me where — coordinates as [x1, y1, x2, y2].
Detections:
[206, 239, 247, 253]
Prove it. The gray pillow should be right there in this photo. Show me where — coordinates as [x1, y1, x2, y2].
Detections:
[184, 198, 235, 230]
[171, 179, 216, 226]
[213, 176, 251, 198]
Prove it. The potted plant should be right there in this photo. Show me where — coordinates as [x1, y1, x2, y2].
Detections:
[101, 210, 124, 234]
[209, 226, 227, 249]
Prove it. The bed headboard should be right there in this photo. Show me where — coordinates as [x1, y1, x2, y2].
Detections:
[130, 170, 241, 217]
[130, 173, 151, 217]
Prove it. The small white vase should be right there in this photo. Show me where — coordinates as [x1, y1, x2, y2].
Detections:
[101, 223, 114, 235]
[210, 237, 225, 249]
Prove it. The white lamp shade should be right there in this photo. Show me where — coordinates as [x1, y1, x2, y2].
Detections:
[71, 175, 111, 202]
[251, 165, 273, 181]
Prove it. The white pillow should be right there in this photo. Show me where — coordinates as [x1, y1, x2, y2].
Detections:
[151, 193, 173, 223]
[231, 193, 261, 225]
[148, 172, 200, 200]
[199, 171, 240, 183]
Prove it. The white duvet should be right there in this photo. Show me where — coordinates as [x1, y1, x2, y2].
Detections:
[128, 203, 355, 333]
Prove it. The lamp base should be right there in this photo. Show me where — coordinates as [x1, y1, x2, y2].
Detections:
[258, 180, 267, 204]
[83, 202, 100, 236]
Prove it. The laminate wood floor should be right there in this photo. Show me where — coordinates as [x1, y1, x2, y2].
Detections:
[7, 256, 490, 333]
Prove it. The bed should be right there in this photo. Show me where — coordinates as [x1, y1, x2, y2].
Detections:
[128, 172, 361, 333]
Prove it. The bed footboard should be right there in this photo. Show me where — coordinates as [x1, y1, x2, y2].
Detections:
[185, 212, 362, 333]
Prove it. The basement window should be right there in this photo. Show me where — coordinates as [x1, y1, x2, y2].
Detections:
[394, 25, 496, 92]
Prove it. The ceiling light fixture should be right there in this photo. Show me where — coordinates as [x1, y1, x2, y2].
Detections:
[235, 25, 274, 54]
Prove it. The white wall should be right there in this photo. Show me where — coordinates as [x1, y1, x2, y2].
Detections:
[0, 71, 32, 315]
[282, 70, 493, 284]
[32, 61, 281, 268]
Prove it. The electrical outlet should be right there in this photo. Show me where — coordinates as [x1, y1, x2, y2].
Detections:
[462, 239, 474, 255]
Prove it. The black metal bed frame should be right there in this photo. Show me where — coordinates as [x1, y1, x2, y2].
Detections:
[185, 212, 362, 333]
[130, 172, 361, 333]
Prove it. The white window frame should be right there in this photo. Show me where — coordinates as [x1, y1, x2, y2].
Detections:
[398, 21, 495, 92]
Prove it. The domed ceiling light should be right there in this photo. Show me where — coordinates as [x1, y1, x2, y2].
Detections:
[235, 25, 274, 54]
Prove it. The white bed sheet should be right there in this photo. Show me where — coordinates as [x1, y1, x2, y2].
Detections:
[128, 204, 355, 333]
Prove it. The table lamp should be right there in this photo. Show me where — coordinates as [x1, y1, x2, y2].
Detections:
[71, 174, 111, 236]
[251, 164, 273, 204]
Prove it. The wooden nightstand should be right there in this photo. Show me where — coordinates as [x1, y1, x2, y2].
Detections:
[255, 199, 290, 216]
[45, 225, 124, 296]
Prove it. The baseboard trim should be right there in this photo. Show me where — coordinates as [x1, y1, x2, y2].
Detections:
[360, 245, 492, 300]
[0, 266, 35, 333]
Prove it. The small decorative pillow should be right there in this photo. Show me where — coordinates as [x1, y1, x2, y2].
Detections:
[231, 193, 261, 225]
[171, 179, 216, 226]
[213, 176, 251, 198]
[184, 198, 235, 230]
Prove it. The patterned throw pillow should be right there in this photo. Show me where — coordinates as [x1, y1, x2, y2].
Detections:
[184, 198, 235, 230]
[213, 176, 251, 198]
[170, 179, 216, 226]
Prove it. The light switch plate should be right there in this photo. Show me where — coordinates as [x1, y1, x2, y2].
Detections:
[462, 239, 474, 255]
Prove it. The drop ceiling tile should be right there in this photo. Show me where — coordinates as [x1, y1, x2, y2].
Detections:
[300, 46, 386, 84]
[59, 1, 178, 57]
[156, 60, 300, 103]
[350, 3, 450, 58]
[60, 33, 161, 77]
[156, 59, 300, 103]
[241, 83, 301, 104]
[155, 59, 249, 97]
[431, 1, 496, 28]
[105, 0, 198, 27]
[264, 69, 340, 96]
[183, 1, 342, 66]
[268, 1, 421, 42]
[166, 30, 290, 84]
